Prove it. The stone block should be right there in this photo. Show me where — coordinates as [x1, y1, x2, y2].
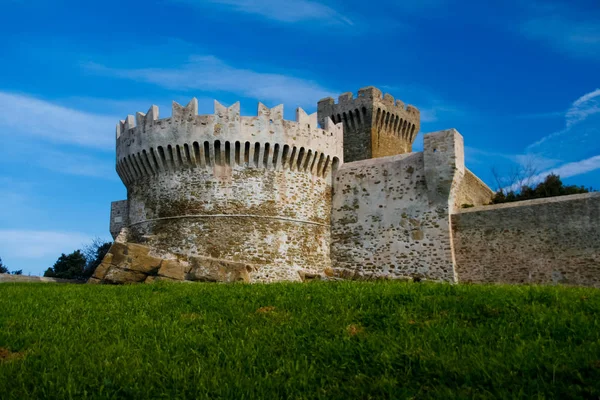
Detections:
[103, 267, 147, 284]
[92, 259, 112, 280]
[188, 256, 252, 283]
[158, 259, 187, 281]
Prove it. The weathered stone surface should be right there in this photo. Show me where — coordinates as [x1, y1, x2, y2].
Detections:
[452, 193, 600, 288]
[101, 89, 600, 288]
[317, 86, 420, 162]
[157, 259, 187, 281]
[187, 256, 252, 283]
[92, 260, 112, 280]
[103, 267, 147, 284]
[87, 277, 102, 284]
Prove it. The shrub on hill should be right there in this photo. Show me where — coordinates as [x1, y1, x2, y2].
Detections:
[44, 250, 87, 280]
[492, 173, 592, 204]
[43, 239, 112, 280]
[0, 257, 23, 275]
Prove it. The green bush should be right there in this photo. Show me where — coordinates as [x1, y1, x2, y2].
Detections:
[492, 173, 592, 204]
[43, 250, 87, 280]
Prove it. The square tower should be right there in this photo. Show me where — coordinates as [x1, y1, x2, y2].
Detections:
[317, 86, 420, 163]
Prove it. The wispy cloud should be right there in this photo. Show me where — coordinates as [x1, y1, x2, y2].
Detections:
[528, 88, 600, 152]
[175, 0, 353, 25]
[531, 155, 600, 184]
[0, 91, 116, 150]
[519, 3, 600, 59]
[84, 56, 336, 108]
[477, 88, 600, 186]
[0, 230, 91, 259]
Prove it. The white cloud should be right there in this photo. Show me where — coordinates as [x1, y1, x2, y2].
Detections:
[176, 0, 353, 25]
[0, 91, 116, 150]
[565, 88, 600, 128]
[528, 88, 600, 151]
[482, 88, 600, 187]
[0, 230, 91, 259]
[532, 155, 600, 183]
[84, 56, 336, 108]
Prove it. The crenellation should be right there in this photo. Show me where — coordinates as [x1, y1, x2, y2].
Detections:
[317, 86, 420, 162]
[357, 86, 382, 99]
[382, 93, 394, 105]
[99, 85, 600, 287]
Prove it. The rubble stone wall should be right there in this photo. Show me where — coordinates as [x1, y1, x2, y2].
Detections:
[452, 193, 600, 287]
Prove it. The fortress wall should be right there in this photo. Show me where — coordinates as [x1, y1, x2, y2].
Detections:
[454, 169, 494, 208]
[331, 129, 466, 281]
[127, 167, 331, 282]
[318, 87, 420, 162]
[112, 99, 342, 283]
[110, 200, 129, 239]
[451, 193, 600, 287]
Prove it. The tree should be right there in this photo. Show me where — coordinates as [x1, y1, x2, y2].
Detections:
[491, 173, 591, 204]
[82, 238, 112, 278]
[0, 257, 8, 274]
[44, 250, 87, 280]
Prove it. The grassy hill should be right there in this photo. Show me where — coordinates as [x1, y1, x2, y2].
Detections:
[1, 281, 599, 399]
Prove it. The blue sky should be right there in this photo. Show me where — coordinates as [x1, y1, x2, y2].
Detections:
[0, 0, 598, 275]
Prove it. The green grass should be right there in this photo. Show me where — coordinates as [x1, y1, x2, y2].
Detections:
[0, 281, 599, 399]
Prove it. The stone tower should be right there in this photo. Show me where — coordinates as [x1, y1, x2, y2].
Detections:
[317, 86, 420, 163]
[109, 98, 343, 282]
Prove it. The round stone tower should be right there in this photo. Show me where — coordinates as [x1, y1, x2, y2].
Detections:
[112, 98, 343, 282]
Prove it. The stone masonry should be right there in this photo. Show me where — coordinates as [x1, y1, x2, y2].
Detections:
[94, 86, 600, 287]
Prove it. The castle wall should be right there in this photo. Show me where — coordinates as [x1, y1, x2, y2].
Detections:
[331, 129, 465, 281]
[127, 167, 331, 282]
[113, 99, 342, 282]
[318, 87, 420, 163]
[451, 193, 600, 287]
[110, 200, 129, 239]
[454, 169, 494, 208]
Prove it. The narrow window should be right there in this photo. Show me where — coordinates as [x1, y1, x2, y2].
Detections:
[316, 153, 325, 177]
[193, 142, 201, 166]
[355, 109, 361, 126]
[157, 146, 167, 168]
[289, 147, 297, 170]
[273, 143, 280, 167]
[303, 150, 313, 171]
[183, 144, 193, 167]
[282, 145, 290, 168]
[263, 143, 270, 168]
[244, 141, 250, 165]
[225, 141, 231, 166]
[296, 147, 305, 170]
[332, 157, 340, 173]
[310, 151, 319, 173]
[176, 145, 184, 166]
[150, 148, 160, 170]
[254, 142, 260, 167]
[215, 141, 222, 166]
[204, 141, 211, 167]
[235, 141, 241, 165]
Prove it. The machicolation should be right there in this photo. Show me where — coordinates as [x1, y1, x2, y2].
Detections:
[92, 86, 600, 288]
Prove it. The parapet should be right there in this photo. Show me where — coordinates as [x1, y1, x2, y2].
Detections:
[318, 86, 420, 118]
[114, 98, 344, 186]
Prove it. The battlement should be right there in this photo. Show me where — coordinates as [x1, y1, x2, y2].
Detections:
[317, 86, 421, 162]
[115, 98, 344, 186]
[318, 86, 420, 116]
